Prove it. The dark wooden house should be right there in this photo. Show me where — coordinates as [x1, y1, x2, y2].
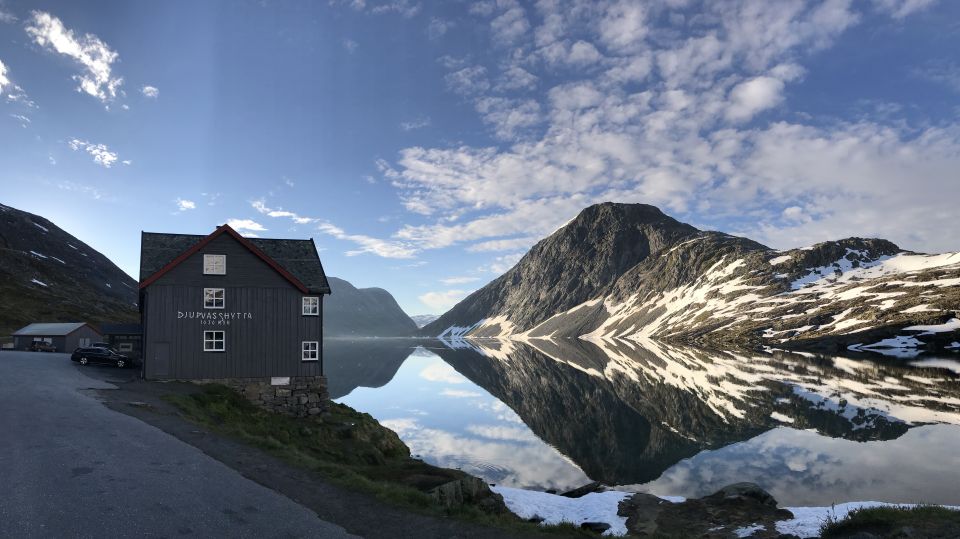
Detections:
[138, 224, 331, 381]
[12, 322, 102, 352]
[101, 323, 143, 358]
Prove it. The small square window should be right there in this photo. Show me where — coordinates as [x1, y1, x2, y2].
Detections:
[302, 341, 318, 362]
[302, 296, 319, 316]
[204, 288, 225, 309]
[204, 331, 225, 352]
[118, 343, 133, 352]
[203, 254, 226, 275]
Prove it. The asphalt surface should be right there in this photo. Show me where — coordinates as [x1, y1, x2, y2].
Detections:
[0, 351, 358, 538]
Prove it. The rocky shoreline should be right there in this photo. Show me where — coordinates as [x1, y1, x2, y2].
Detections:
[494, 482, 960, 538]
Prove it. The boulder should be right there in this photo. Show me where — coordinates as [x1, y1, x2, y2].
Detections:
[618, 483, 794, 538]
[426, 475, 509, 514]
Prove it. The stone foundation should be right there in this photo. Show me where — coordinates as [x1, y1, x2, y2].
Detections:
[194, 375, 329, 417]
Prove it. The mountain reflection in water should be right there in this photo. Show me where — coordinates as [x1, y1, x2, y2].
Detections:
[331, 337, 960, 505]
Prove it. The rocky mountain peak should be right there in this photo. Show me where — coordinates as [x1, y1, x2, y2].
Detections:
[424, 201, 702, 336]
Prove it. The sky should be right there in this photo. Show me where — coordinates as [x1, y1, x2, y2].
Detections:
[0, 0, 959, 316]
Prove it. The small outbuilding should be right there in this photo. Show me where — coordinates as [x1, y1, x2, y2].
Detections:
[12, 322, 103, 352]
[101, 323, 143, 358]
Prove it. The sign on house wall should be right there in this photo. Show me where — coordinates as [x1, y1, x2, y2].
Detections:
[177, 311, 254, 326]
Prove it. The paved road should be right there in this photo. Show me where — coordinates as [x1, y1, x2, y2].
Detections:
[0, 351, 358, 538]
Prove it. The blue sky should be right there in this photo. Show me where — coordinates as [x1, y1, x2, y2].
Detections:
[1, 0, 958, 316]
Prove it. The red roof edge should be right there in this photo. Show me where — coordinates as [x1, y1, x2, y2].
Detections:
[138, 224, 310, 293]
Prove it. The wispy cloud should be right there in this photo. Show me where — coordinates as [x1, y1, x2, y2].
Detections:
[252, 199, 417, 258]
[10, 113, 30, 127]
[68, 138, 124, 168]
[0, 59, 9, 94]
[418, 289, 472, 311]
[175, 198, 196, 212]
[342, 38, 358, 53]
[0, 6, 16, 24]
[427, 17, 453, 40]
[57, 181, 108, 201]
[141, 85, 159, 98]
[26, 11, 123, 105]
[440, 276, 481, 285]
[226, 218, 267, 236]
[400, 116, 430, 131]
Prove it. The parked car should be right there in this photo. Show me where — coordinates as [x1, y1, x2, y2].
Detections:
[29, 341, 57, 352]
[71, 346, 131, 368]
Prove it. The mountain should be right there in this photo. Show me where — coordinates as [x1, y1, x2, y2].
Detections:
[324, 277, 418, 337]
[423, 203, 701, 337]
[0, 202, 138, 340]
[427, 202, 960, 353]
[410, 314, 439, 328]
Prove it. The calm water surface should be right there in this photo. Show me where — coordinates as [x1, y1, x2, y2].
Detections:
[332, 337, 960, 506]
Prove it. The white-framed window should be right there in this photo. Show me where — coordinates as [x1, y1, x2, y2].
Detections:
[118, 343, 133, 352]
[203, 254, 226, 275]
[204, 288, 225, 309]
[302, 341, 318, 362]
[204, 330, 225, 352]
[302, 296, 319, 316]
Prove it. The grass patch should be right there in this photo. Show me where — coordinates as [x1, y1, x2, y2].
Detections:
[164, 384, 593, 537]
[822, 505, 960, 538]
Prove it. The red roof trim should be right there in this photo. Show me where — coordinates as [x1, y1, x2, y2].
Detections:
[139, 224, 310, 293]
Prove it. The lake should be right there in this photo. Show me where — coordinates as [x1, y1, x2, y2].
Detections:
[331, 337, 960, 506]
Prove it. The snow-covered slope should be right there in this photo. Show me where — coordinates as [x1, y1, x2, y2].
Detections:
[428, 202, 960, 352]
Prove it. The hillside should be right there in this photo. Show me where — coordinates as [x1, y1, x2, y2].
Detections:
[0, 202, 138, 340]
[324, 277, 418, 337]
[426, 202, 960, 354]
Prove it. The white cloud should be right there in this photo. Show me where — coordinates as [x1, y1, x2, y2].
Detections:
[599, 0, 648, 52]
[57, 181, 107, 200]
[0, 59, 9, 94]
[25, 11, 123, 104]
[400, 116, 431, 131]
[226, 219, 267, 234]
[343, 38, 358, 53]
[427, 17, 453, 40]
[317, 221, 419, 258]
[141, 85, 159, 98]
[475, 97, 541, 140]
[418, 289, 472, 312]
[466, 237, 536, 252]
[175, 198, 196, 212]
[418, 362, 467, 384]
[445, 65, 489, 95]
[10, 114, 31, 128]
[490, 2, 530, 44]
[725, 76, 785, 122]
[68, 138, 120, 168]
[0, 10, 15, 24]
[251, 199, 417, 258]
[495, 65, 538, 91]
[440, 276, 481, 285]
[872, 0, 938, 19]
[440, 389, 484, 398]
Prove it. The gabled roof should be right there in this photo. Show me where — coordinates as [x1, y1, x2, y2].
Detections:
[14, 322, 99, 336]
[139, 224, 331, 294]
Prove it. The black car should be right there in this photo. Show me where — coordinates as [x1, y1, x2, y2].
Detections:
[71, 346, 131, 368]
